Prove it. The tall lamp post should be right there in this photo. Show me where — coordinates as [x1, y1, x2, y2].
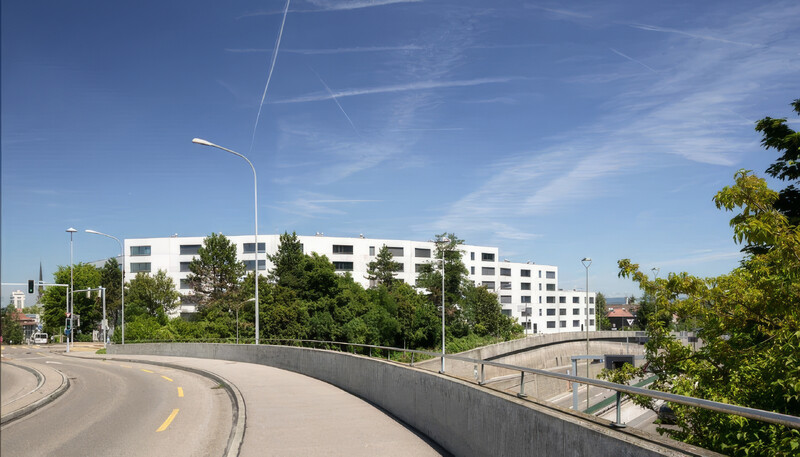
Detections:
[66, 228, 77, 352]
[192, 138, 260, 345]
[86, 230, 125, 345]
[651, 267, 660, 317]
[581, 257, 592, 410]
[435, 237, 450, 373]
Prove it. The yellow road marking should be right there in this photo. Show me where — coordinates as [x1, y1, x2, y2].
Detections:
[120, 364, 132, 368]
[141, 369, 154, 373]
[177, 387, 184, 397]
[156, 409, 180, 432]
[161, 375, 173, 382]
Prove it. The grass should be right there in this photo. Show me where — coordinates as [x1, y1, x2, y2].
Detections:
[95, 348, 107, 354]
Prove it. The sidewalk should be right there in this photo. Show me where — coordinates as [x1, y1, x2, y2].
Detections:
[71, 353, 447, 457]
[0, 358, 69, 424]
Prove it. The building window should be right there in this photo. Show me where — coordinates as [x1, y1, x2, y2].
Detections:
[559, 296, 566, 303]
[369, 246, 375, 256]
[546, 271, 556, 279]
[539, 283, 542, 291]
[471, 252, 475, 261]
[546, 283, 556, 291]
[559, 308, 566, 315]
[500, 268, 511, 276]
[589, 297, 595, 304]
[395, 264, 405, 272]
[415, 264, 426, 273]
[521, 296, 532, 303]
[573, 320, 580, 327]
[482, 267, 495, 275]
[482, 253, 495, 262]
[539, 309, 542, 316]
[546, 308, 556, 316]
[471, 266, 475, 275]
[560, 320, 567, 328]
[387, 247, 404, 257]
[539, 296, 542, 304]
[547, 321, 556, 329]
[500, 295, 512, 304]
[546, 296, 556, 304]
[521, 269, 531, 277]
[333, 261, 353, 271]
[130, 262, 151, 273]
[482, 281, 495, 290]
[590, 319, 595, 326]
[573, 297, 580, 304]
[538, 270, 542, 278]
[244, 260, 266, 271]
[243, 243, 266, 253]
[501, 309, 512, 317]
[180, 279, 190, 289]
[180, 262, 191, 272]
[590, 308, 595, 315]
[573, 308, 580, 315]
[415, 248, 431, 258]
[521, 283, 531, 290]
[500, 282, 511, 290]
[333, 245, 354, 255]
[130, 246, 151, 256]
[180, 244, 201, 256]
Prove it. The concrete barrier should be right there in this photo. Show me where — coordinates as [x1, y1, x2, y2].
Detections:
[109, 343, 718, 456]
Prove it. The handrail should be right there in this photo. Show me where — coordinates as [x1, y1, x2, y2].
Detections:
[117, 337, 800, 430]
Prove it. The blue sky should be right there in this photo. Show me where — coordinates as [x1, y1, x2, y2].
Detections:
[2, 0, 799, 306]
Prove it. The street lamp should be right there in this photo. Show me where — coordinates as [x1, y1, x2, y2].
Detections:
[433, 237, 450, 373]
[581, 257, 592, 410]
[651, 267, 660, 317]
[86, 230, 125, 345]
[192, 138, 260, 345]
[66, 228, 77, 352]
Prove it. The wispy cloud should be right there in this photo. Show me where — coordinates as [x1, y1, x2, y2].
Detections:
[238, 0, 422, 17]
[274, 192, 381, 218]
[525, 4, 591, 19]
[609, 48, 657, 73]
[628, 23, 761, 48]
[275, 77, 519, 103]
[227, 45, 424, 54]
[654, 251, 742, 268]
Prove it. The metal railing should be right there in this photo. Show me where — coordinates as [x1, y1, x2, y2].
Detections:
[117, 337, 800, 430]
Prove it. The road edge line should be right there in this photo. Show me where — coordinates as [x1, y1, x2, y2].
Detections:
[63, 354, 246, 457]
[0, 363, 70, 426]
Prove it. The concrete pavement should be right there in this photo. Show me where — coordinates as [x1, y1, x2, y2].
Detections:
[75, 352, 447, 457]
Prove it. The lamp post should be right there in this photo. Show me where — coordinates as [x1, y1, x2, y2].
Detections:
[192, 138, 260, 345]
[86, 230, 125, 345]
[651, 267, 660, 317]
[433, 237, 450, 373]
[581, 257, 592, 410]
[66, 228, 77, 352]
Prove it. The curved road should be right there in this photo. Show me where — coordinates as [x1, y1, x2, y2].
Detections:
[1, 345, 232, 457]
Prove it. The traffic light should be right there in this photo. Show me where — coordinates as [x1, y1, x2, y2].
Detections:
[28, 280, 35, 294]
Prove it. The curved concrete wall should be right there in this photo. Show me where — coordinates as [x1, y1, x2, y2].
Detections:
[109, 343, 714, 457]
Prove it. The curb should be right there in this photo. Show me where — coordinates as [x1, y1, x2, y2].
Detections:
[64, 354, 246, 457]
[1, 362, 70, 425]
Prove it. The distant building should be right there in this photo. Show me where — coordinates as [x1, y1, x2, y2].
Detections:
[608, 308, 636, 330]
[122, 233, 596, 334]
[11, 290, 25, 310]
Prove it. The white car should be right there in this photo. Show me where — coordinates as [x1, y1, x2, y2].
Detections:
[30, 332, 48, 344]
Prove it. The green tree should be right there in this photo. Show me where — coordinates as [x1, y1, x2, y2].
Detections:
[99, 258, 122, 329]
[366, 245, 401, 289]
[125, 270, 181, 324]
[617, 170, 800, 456]
[267, 231, 305, 290]
[186, 233, 245, 310]
[1, 306, 24, 344]
[415, 234, 470, 338]
[755, 98, 800, 225]
[40, 263, 101, 336]
[594, 292, 612, 330]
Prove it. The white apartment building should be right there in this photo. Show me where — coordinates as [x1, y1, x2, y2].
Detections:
[12, 290, 26, 310]
[122, 234, 595, 334]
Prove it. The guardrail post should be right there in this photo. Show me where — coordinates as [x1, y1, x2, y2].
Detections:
[479, 363, 485, 385]
[517, 371, 527, 398]
[410, 353, 415, 367]
[612, 391, 627, 428]
[572, 359, 579, 411]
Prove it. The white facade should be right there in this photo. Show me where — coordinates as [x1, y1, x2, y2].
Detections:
[12, 290, 25, 309]
[122, 234, 595, 334]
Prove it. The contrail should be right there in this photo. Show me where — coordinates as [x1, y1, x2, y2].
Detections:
[250, 0, 291, 154]
[310, 67, 361, 137]
[609, 48, 657, 73]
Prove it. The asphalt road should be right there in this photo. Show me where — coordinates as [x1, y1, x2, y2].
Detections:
[1, 344, 232, 457]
